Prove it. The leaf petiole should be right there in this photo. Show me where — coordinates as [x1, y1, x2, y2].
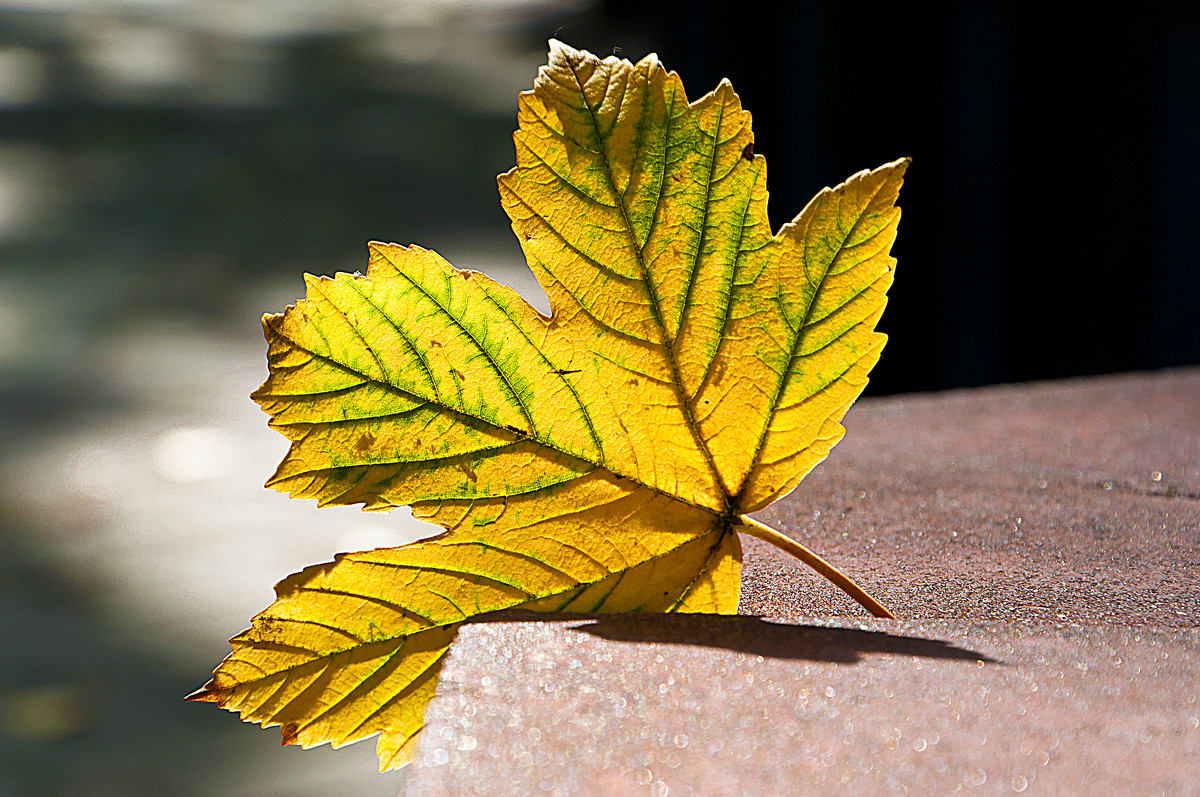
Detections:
[734, 515, 896, 619]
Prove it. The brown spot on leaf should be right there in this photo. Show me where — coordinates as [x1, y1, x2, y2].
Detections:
[280, 723, 300, 746]
[742, 142, 754, 161]
[355, 432, 375, 453]
[711, 358, 728, 386]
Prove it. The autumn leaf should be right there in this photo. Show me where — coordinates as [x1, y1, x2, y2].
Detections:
[188, 40, 907, 771]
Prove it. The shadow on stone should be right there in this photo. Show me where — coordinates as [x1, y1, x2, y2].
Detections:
[468, 611, 996, 665]
[572, 614, 998, 665]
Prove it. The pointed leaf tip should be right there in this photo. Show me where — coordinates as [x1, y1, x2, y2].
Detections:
[547, 38, 578, 62]
[184, 683, 220, 703]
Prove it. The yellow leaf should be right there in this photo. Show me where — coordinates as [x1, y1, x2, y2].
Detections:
[190, 40, 906, 771]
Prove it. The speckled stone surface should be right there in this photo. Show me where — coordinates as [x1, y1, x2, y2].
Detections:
[742, 369, 1200, 629]
[401, 370, 1200, 795]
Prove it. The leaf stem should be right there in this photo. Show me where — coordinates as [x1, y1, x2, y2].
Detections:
[734, 515, 896, 619]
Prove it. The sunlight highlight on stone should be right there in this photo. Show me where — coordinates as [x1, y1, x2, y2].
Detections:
[151, 426, 232, 483]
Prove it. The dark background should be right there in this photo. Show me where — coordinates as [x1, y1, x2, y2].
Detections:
[580, 0, 1200, 393]
[0, 2, 1197, 796]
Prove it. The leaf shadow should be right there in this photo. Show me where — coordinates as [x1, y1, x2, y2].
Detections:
[473, 611, 998, 666]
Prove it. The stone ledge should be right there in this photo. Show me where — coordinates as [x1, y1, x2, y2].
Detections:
[407, 617, 1199, 795]
[401, 369, 1200, 794]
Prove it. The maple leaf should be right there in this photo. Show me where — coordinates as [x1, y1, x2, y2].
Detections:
[188, 41, 907, 771]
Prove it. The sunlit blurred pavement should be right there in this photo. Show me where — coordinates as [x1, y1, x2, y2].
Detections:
[0, 293, 421, 795]
[0, 1, 581, 793]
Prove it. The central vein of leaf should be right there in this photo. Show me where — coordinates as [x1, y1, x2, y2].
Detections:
[565, 58, 730, 511]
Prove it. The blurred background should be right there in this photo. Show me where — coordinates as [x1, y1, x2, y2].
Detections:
[0, 1, 1197, 795]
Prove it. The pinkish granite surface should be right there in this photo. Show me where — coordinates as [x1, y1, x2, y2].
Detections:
[401, 370, 1200, 795]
